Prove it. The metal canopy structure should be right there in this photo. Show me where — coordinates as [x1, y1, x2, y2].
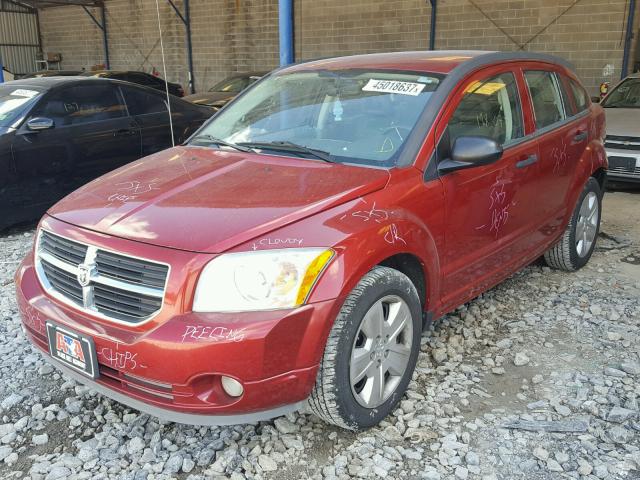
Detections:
[165, 0, 194, 93]
[12, 0, 197, 92]
[15, 0, 109, 70]
[0, 0, 42, 78]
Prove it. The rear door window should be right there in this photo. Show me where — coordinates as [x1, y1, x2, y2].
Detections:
[120, 85, 167, 115]
[448, 72, 524, 147]
[32, 84, 126, 126]
[568, 78, 589, 113]
[524, 71, 566, 129]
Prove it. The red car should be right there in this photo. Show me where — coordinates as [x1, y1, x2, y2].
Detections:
[16, 51, 607, 430]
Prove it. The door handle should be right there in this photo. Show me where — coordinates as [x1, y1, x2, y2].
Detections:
[573, 131, 588, 142]
[516, 154, 538, 169]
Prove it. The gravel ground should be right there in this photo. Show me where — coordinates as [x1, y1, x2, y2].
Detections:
[0, 190, 638, 480]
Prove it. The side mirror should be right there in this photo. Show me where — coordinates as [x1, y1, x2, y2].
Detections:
[26, 117, 54, 131]
[438, 136, 503, 174]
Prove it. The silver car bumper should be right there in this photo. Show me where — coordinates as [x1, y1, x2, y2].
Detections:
[605, 148, 640, 183]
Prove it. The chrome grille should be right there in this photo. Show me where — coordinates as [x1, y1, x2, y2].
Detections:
[40, 231, 87, 265]
[608, 166, 640, 179]
[94, 283, 163, 321]
[95, 250, 168, 289]
[36, 230, 169, 324]
[40, 259, 83, 304]
[605, 135, 640, 151]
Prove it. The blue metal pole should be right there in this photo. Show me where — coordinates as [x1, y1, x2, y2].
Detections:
[101, 5, 110, 69]
[0, 57, 4, 83]
[184, 0, 195, 93]
[279, 0, 294, 66]
[429, 0, 437, 51]
[621, 0, 636, 79]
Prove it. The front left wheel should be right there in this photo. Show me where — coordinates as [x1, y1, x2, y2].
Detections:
[308, 266, 422, 430]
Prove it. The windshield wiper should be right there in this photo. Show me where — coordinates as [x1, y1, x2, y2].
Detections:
[190, 134, 254, 153]
[238, 141, 335, 162]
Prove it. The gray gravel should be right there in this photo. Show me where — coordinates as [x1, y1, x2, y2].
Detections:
[0, 191, 638, 479]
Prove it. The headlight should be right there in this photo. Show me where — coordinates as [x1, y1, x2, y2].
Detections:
[193, 248, 334, 312]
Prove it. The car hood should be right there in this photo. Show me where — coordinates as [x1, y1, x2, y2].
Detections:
[604, 108, 640, 137]
[48, 146, 390, 253]
[183, 92, 233, 105]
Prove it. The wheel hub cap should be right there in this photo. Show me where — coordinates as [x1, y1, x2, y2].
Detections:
[349, 295, 413, 409]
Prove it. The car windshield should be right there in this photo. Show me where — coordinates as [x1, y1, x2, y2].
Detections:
[601, 78, 640, 108]
[0, 85, 44, 128]
[192, 69, 442, 167]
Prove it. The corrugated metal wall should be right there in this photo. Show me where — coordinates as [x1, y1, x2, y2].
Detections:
[0, 1, 40, 76]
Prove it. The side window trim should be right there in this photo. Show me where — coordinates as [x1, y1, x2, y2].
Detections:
[121, 84, 169, 116]
[552, 72, 570, 119]
[30, 83, 127, 128]
[434, 67, 527, 169]
[559, 74, 578, 116]
[524, 69, 568, 130]
[116, 85, 132, 117]
[445, 70, 525, 150]
[567, 77, 590, 114]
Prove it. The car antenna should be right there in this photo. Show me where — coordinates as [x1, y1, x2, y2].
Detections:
[154, 0, 175, 147]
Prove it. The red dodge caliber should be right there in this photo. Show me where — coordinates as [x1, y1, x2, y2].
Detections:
[16, 51, 607, 430]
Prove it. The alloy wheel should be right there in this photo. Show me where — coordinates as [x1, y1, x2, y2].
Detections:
[575, 191, 599, 258]
[349, 295, 413, 409]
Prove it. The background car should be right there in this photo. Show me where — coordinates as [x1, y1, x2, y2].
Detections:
[81, 70, 185, 97]
[184, 71, 266, 110]
[600, 73, 640, 184]
[0, 77, 211, 230]
[21, 70, 83, 79]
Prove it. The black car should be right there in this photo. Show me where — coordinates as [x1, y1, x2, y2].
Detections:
[0, 77, 211, 230]
[184, 71, 267, 110]
[81, 70, 185, 97]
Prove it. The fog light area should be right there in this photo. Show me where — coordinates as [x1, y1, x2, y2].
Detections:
[221, 376, 244, 397]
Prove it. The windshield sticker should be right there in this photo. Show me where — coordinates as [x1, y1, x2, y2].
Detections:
[466, 81, 506, 95]
[363, 79, 426, 96]
[11, 89, 39, 98]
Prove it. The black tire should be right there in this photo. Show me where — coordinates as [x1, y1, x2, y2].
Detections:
[544, 177, 602, 271]
[308, 266, 422, 430]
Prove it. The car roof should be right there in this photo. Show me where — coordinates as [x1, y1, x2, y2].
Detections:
[1, 76, 164, 92]
[82, 71, 166, 79]
[280, 50, 573, 75]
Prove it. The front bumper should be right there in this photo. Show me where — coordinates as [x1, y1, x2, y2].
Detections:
[15, 222, 340, 424]
[605, 148, 640, 183]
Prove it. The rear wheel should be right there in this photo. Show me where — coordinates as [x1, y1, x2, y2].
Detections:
[544, 177, 601, 271]
[308, 266, 422, 430]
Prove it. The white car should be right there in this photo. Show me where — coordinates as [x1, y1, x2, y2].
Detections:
[602, 73, 640, 184]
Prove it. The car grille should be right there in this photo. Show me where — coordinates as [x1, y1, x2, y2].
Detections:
[36, 230, 169, 324]
[608, 165, 640, 179]
[605, 135, 640, 151]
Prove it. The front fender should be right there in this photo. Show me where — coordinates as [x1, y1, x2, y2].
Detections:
[228, 169, 446, 368]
